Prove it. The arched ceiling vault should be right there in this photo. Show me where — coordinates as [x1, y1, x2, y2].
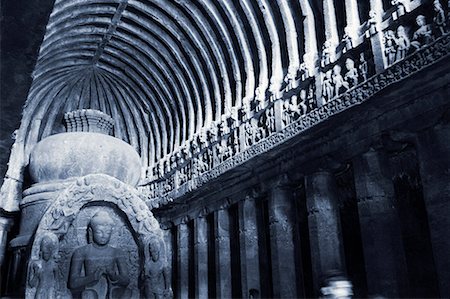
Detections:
[16, 0, 330, 172]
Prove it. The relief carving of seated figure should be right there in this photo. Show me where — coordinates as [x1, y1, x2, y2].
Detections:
[69, 211, 130, 299]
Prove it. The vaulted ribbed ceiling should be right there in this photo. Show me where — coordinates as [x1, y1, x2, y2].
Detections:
[22, 0, 331, 168]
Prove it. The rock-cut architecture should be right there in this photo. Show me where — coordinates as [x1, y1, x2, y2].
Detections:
[1, 0, 450, 298]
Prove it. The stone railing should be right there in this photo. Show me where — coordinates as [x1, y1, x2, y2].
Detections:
[140, 1, 450, 207]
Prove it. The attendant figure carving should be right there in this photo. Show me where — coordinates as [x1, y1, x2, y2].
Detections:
[368, 10, 378, 35]
[433, 0, 447, 36]
[244, 122, 254, 147]
[299, 90, 309, 115]
[395, 26, 410, 61]
[332, 65, 349, 96]
[69, 211, 130, 299]
[344, 58, 359, 87]
[142, 237, 172, 299]
[321, 40, 332, 67]
[342, 27, 353, 53]
[322, 70, 334, 102]
[411, 15, 433, 50]
[28, 233, 59, 299]
[358, 53, 368, 81]
[384, 30, 397, 66]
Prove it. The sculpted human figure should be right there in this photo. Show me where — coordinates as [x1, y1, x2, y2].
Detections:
[69, 211, 130, 299]
[433, 0, 447, 35]
[358, 53, 368, 81]
[321, 40, 332, 67]
[332, 65, 349, 96]
[395, 25, 410, 61]
[142, 237, 172, 299]
[384, 30, 397, 66]
[322, 70, 334, 102]
[341, 27, 353, 53]
[344, 58, 359, 87]
[411, 15, 433, 49]
[28, 233, 59, 299]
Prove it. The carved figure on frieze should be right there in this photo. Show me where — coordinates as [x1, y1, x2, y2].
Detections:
[396, 26, 410, 61]
[227, 108, 238, 130]
[207, 126, 218, 144]
[384, 30, 398, 66]
[284, 65, 298, 90]
[411, 15, 433, 50]
[216, 141, 231, 163]
[264, 107, 276, 134]
[299, 90, 309, 115]
[358, 52, 368, 81]
[68, 211, 131, 299]
[142, 236, 173, 299]
[367, 10, 379, 36]
[342, 27, 353, 53]
[253, 87, 264, 112]
[332, 65, 349, 96]
[283, 96, 300, 126]
[239, 99, 250, 122]
[170, 154, 177, 171]
[190, 138, 200, 156]
[322, 70, 334, 103]
[321, 40, 333, 67]
[307, 82, 316, 110]
[244, 121, 255, 148]
[433, 0, 447, 36]
[344, 58, 359, 87]
[299, 62, 310, 81]
[28, 233, 59, 299]
[198, 130, 208, 150]
[49, 208, 75, 237]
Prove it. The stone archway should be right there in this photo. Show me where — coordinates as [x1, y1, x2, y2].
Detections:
[26, 174, 165, 299]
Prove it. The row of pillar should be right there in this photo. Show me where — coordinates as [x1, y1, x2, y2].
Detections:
[168, 124, 450, 298]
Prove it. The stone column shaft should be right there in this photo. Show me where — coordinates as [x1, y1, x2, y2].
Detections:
[176, 223, 189, 299]
[353, 149, 408, 297]
[194, 217, 208, 298]
[268, 178, 299, 298]
[306, 171, 346, 293]
[323, 0, 340, 46]
[0, 217, 12, 267]
[215, 208, 232, 298]
[239, 196, 261, 297]
[368, 0, 386, 72]
[345, 0, 361, 34]
[415, 124, 450, 297]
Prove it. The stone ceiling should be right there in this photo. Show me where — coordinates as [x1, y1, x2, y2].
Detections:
[16, 0, 331, 168]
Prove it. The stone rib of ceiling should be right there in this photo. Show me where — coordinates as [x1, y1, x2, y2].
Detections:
[18, 0, 320, 171]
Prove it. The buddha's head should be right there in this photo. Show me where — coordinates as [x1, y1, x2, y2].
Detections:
[148, 237, 162, 262]
[88, 211, 114, 246]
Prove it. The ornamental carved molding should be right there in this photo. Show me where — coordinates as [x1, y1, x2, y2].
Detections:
[142, 32, 450, 207]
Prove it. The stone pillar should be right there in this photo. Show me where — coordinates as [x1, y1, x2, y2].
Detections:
[368, 0, 386, 72]
[214, 205, 232, 298]
[176, 220, 189, 299]
[268, 175, 299, 298]
[239, 195, 261, 297]
[345, 0, 361, 36]
[305, 171, 346, 294]
[194, 214, 208, 298]
[0, 217, 12, 267]
[353, 148, 408, 297]
[323, 0, 340, 47]
[415, 123, 450, 298]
